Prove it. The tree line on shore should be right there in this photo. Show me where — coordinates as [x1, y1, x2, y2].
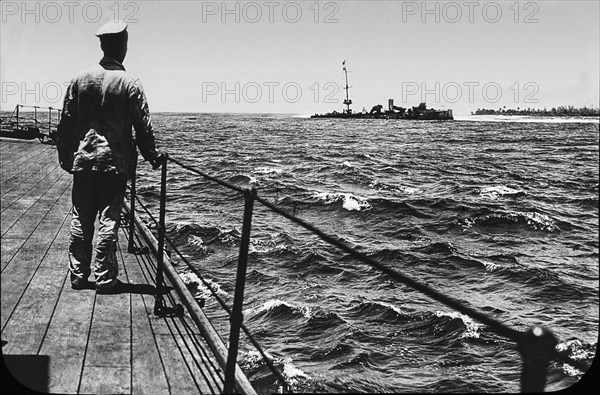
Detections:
[473, 105, 599, 117]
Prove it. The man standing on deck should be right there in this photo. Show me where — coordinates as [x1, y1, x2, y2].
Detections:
[57, 20, 162, 293]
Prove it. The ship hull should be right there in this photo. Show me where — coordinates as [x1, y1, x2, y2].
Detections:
[311, 111, 453, 120]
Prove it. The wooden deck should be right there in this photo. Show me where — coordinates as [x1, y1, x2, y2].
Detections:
[1, 138, 252, 394]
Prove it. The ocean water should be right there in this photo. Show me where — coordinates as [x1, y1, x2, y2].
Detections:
[134, 113, 598, 393]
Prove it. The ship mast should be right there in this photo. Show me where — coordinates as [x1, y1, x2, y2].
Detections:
[342, 60, 352, 114]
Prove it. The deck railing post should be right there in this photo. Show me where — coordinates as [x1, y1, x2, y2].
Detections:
[128, 174, 137, 253]
[16, 105, 19, 129]
[224, 187, 256, 394]
[154, 154, 168, 316]
[518, 325, 558, 392]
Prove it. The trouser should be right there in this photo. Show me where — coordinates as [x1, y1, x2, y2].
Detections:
[68, 171, 127, 289]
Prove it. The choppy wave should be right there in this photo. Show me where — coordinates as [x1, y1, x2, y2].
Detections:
[240, 350, 310, 390]
[137, 113, 598, 393]
[245, 299, 312, 320]
[178, 270, 228, 301]
[556, 339, 598, 376]
[478, 185, 526, 199]
[434, 311, 484, 339]
[253, 166, 284, 175]
[312, 191, 372, 211]
[169, 222, 241, 248]
[461, 211, 560, 232]
[369, 180, 423, 195]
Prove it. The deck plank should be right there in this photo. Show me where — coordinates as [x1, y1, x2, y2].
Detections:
[1, 183, 72, 326]
[119, 236, 172, 394]
[38, 283, 96, 394]
[79, 239, 132, 394]
[0, 161, 64, 216]
[1, 176, 71, 268]
[1, 162, 68, 234]
[0, 143, 58, 194]
[1, 148, 55, 188]
[0, 215, 70, 354]
[1, 139, 255, 394]
[121, 228, 224, 394]
[1, 151, 49, 185]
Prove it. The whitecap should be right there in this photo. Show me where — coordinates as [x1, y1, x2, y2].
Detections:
[479, 185, 524, 199]
[434, 310, 483, 339]
[313, 191, 372, 211]
[378, 301, 403, 315]
[241, 352, 309, 386]
[245, 299, 312, 319]
[178, 271, 228, 300]
[253, 166, 284, 175]
[520, 212, 559, 232]
[282, 357, 309, 382]
[481, 260, 499, 272]
[556, 339, 594, 376]
[556, 339, 593, 361]
[249, 238, 289, 254]
[188, 235, 206, 248]
[369, 181, 422, 195]
[240, 349, 274, 370]
[399, 186, 422, 195]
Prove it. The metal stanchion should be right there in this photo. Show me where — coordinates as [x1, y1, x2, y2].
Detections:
[153, 154, 183, 317]
[223, 187, 256, 394]
[518, 325, 558, 392]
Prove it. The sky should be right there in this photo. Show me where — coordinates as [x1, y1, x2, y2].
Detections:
[1, 0, 599, 115]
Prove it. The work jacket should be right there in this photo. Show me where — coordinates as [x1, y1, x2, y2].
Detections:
[57, 57, 158, 178]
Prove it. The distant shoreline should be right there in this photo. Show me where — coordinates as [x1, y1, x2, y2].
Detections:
[472, 106, 599, 117]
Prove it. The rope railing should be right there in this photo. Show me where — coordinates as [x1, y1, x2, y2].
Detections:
[124, 224, 223, 393]
[127, 180, 293, 392]
[130, 153, 589, 394]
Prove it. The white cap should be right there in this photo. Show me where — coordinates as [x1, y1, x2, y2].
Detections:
[95, 20, 128, 37]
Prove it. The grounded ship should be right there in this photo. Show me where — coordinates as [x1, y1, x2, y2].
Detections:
[311, 62, 453, 120]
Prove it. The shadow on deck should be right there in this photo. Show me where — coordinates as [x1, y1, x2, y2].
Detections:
[1, 138, 251, 394]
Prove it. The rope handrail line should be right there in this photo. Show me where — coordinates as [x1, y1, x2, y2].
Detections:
[130, 188, 233, 313]
[165, 233, 294, 392]
[121, 232, 209, 392]
[126, 197, 259, 394]
[256, 194, 592, 373]
[128, 183, 293, 390]
[255, 194, 522, 340]
[131, 189, 160, 229]
[133, 232, 218, 391]
[130, 187, 234, 316]
[134, 227, 229, 392]
[169, 156, 245, 195]
[163, 154, 591, 375]
[166, 156, 522, 342]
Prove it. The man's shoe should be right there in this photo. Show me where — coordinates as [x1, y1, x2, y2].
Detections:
[71, 278, 93, 290]
[96, 279, 127, 295]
